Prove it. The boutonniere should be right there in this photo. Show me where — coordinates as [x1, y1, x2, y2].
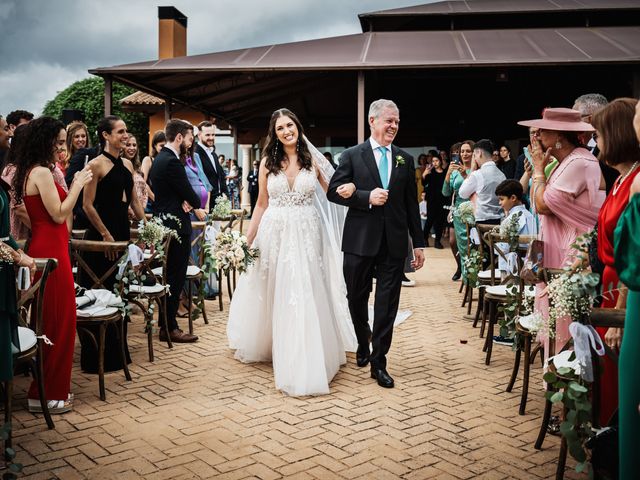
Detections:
[395, 155, 405, 167]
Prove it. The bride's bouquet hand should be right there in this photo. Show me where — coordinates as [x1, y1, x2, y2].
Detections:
[337, 183, 356, 199]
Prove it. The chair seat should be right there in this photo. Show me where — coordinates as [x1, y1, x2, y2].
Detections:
[549, 350, 581, 375]
[77, 306, 120, 318]
[72, 266, 77, 274]
[152, 265, 200, 277]
[16, 326, 37, 353]
[478, 269, 499, 280]
[516, 312, 540, 331]
[129, 284, 169, 295]
[485, 285, 536, 298]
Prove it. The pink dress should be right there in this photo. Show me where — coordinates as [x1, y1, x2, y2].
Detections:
[537, 148, 604, 351]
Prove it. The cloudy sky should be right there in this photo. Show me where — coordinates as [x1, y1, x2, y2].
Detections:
[0, 0, 432, 116]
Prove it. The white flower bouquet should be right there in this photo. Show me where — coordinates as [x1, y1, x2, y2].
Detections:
[137, 215, 180, 250]
[213, 230, 259, 274]
[211, 195, 232, 219]
[454, 201, 475, 225]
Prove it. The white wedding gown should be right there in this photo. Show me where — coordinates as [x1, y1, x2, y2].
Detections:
[227, 168, 358, 396]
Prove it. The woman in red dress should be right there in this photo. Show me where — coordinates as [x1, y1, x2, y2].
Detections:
[592, 98, 640, 426]
[12, 116, 92, 414]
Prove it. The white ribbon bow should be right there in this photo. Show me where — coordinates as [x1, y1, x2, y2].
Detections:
[568, 322, 605, 382]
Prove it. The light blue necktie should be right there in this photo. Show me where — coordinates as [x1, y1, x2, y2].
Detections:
[377, 146, 389, 189]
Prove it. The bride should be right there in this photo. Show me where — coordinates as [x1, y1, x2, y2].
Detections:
[227, 108, 357, 396]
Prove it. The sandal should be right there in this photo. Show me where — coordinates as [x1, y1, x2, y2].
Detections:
[28, 397, 73, 414]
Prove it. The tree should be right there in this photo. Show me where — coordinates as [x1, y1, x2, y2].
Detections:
[42, 76, 148, 157]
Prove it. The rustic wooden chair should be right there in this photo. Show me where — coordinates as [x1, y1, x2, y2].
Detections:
[69, 239, 132, 400]
[3, 258, 58, 453]
[535, 308, 624, 479]
[209, 213, 238, 311]
[479, 233, 536, 366]
[127, 234, 173, 362]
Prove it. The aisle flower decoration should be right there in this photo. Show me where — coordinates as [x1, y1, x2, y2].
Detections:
[213, 230, 259, 274]
[211, 195, 232, 219]
[539, 230, 602, 476]
[453, 201, 475, 225]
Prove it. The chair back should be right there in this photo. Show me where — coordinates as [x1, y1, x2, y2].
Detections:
[69, 239, 129, 289]
[17, 258, 58, 337]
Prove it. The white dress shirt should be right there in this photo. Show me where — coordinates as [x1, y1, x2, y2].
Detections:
[458, 160, 506, 221]
[369, 137, 392, 184]
[198, 142, 217, 173]
[165, 144, 180, 159]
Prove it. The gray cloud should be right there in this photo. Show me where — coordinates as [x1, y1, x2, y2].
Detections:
[1, 0, 425, 115]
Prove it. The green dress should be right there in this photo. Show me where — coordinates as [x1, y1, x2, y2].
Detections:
[443, 169, 469, 279]
[0, 186, 19, 382]
[614, 193, 640, 479]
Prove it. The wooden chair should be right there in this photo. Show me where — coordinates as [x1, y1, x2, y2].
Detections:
[540, 309, 623, 479]
[480, 233, 536, 365]
[127, 234, 173, 362]
[209, 214, 238, 311]
[3, 258, 58, 453]
[184, 221, 209, 335]
[471, 224, 501, 328]
[69, 240, 132, 400]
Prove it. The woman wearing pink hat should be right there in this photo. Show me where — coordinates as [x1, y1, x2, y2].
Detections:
[518, 108, 605, 349]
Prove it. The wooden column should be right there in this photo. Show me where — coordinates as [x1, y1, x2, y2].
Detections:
[357, 71, 365, 144]
[104, 76, 112, 116]
[233, 125, 238, 162]
[164, 97, 172, 122]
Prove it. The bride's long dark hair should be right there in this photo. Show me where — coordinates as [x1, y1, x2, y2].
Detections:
[262, 108, 313, 176]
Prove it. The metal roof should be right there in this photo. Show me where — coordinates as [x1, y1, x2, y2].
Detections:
[361, 0, 640, 16]
[92, 26, 640, 76]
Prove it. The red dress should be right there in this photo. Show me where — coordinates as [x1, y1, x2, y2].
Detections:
[24, 184, 76, 400]
[596, 167, 640, 426]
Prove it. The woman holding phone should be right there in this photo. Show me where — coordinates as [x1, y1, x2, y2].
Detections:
[443, 140, 474, 281]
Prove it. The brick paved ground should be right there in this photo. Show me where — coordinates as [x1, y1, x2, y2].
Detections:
[8, 246, 582, 479]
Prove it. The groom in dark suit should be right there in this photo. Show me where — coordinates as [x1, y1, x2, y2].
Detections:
[327, 99, 425, 388]
[195, 121, 228, 207]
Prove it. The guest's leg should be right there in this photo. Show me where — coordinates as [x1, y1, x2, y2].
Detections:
[343, 253, 375, 347]
[166, 234, 191, 332]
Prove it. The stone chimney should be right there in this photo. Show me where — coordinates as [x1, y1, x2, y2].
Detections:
[158, 6, 187, 59]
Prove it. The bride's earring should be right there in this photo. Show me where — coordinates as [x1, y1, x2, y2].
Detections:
[296, 139, 300, 152]
[273, 140, 279, 160]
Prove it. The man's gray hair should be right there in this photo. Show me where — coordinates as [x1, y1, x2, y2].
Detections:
[368, 99, 399, 119]
[573, 93, 608, 116]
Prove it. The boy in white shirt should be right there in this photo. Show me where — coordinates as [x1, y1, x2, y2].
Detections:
[492, 180, 537, 346]
[494, 180, 537, 271]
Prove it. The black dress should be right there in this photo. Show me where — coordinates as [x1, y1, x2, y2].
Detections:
[0, 184, 19, 382]
[422, 169, 447, 243]
[78, 152, 133, 373]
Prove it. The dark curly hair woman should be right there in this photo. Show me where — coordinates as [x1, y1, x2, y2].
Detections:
[12, 116, 93, 414]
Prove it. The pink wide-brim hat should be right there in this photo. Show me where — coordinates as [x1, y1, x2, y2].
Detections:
[517, 107, 594, 132]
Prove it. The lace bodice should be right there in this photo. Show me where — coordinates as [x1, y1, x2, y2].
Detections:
[268, 168, 316, 208]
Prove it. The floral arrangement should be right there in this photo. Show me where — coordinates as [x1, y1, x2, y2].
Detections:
[213, 230, 259, 274]
[547, 270, 600, 330]
[211, 195, 232, 219]
[454, 201, 475, 225]
[395, 155, 405, 167]
[498, 211, 523, 252]
[137, 214, 180, 250]
[462, 248, 483, 288]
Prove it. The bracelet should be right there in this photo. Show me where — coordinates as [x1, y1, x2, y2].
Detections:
[18, 252, 23, 264]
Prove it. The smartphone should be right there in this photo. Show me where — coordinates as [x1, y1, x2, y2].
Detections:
[452, 154, 461, 165]
[523, 146, 534, 167]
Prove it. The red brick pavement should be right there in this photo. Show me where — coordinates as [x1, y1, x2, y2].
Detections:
[6, 247, 583, 479]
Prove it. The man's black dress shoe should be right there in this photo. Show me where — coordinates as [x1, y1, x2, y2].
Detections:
[356, 346, 370, 367]
[371, 368, 394, 388]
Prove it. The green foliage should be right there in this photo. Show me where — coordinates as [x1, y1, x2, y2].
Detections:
[545, 360, 595, 476]
[42, 77, 148, 157]
[463, 248, 483, 288]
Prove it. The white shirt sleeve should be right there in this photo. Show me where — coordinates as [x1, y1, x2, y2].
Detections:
[458, 172, 478, 199]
